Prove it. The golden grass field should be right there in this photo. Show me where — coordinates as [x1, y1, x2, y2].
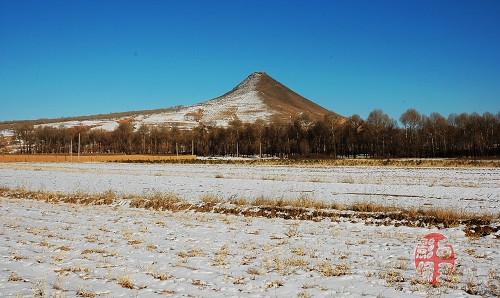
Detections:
[196, 157, 500, 168]
[0, 154, 196, 163]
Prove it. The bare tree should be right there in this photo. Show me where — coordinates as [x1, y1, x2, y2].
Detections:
[400, 108, 423, 157]
[365, 109, 397, 157]
[112, 122, 134, 154]
[14, 124, 34, 154]
[0, 133, 7, 153]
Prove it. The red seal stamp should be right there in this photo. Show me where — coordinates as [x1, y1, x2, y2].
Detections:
[414, 232, 455, 284]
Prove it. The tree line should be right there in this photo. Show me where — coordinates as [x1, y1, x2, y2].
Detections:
[5, 108, 500, 158]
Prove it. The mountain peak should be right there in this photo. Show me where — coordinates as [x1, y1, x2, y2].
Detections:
[223, 71, 267, 96]
[250, 71, 267, 77]
[224, 72, 262, 96]
[201, 71, 341, 125]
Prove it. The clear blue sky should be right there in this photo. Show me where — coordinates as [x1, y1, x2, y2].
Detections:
[1, 0, 499, 123]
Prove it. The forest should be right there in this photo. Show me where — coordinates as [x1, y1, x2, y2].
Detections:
[4, 108, 500, 159]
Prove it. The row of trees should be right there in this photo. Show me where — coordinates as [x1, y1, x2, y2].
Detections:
[5, 108, 500, 158]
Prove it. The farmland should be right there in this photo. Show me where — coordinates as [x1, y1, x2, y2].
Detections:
[1, 162, 500, 297]
[0, 154, 196, 163]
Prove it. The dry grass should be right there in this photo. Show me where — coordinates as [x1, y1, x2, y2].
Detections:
[76, 284, 96, 298]
[81, 249, 107, 255]
[314, 261, 351, 277]
[211, 245, 230, 267]
[252, 195, 330, 210]
[8, 272, 22, 282]
[176, 157, 500, 168]
[0, 186, 117, 205]
[1, 185, 498, 238]
[0, 154, 196, 163]
[350, 200, 399, 213]
[32, 277, 47, 297]
[148, 268, 171, 281]
[129, 191, 181, 211]
[378, 266, 406, 285]
[117, 269, 135, 289]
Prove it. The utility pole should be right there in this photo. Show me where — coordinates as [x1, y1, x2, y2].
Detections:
[78, 133, 81, 163]
[70, 139, 73, 162]
[176, 142, 178, 160]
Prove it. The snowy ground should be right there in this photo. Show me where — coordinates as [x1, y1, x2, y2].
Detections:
[1, 162, 500, 297]
[1, 163, 499, 213]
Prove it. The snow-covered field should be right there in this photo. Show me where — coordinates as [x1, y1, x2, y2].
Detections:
[1, 163, 499, 213]
[1, 162, 500, 297]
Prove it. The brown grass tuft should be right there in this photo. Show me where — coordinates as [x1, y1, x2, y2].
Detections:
[314, 261, 351, 277]
[130, 191, 181, 211]
[117, 269, 135, 289]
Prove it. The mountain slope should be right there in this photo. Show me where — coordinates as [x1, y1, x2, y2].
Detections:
[139, 71, 341, 128]
[2, 72, 343, 132]
[255, 72, 333, 120]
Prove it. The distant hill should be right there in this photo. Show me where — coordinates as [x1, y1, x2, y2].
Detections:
[0, 72, 344, 132]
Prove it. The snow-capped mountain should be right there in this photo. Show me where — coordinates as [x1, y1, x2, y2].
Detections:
[11, 72, 342, 131]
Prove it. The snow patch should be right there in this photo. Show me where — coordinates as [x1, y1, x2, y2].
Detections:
[0, 129, 14, 137]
